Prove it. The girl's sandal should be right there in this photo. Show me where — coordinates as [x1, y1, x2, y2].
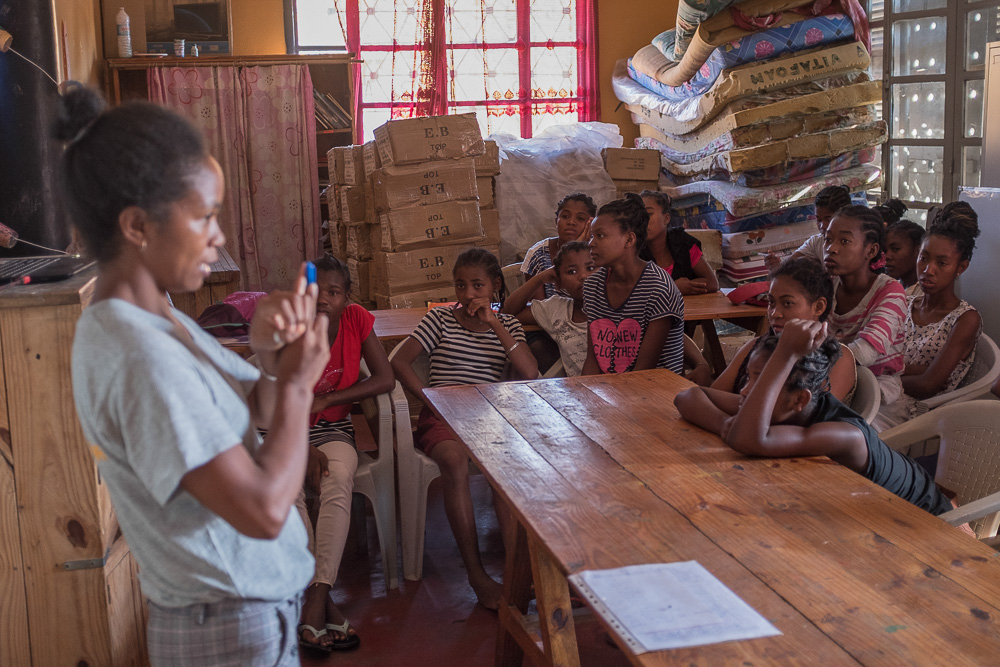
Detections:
[298, 624, 333, 654]
[325, 620, 361, 650]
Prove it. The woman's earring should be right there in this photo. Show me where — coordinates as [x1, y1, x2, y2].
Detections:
[140, 239, 147, 253]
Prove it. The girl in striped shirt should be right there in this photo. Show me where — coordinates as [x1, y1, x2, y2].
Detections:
[520, 193, 597, 300]
[391, 248, 537, 609]
[581, 194, 684, 375]
[823, 205, 907, 404]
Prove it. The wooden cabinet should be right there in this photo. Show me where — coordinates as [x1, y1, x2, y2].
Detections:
[0, 269, 148, 666]
[105, 54, 358, 233]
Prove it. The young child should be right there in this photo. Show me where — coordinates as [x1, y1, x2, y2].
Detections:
[391, 248, 538, 609]
[502, 241, 595, 376]
[293, 255, 395, 652]
[521, 193, 597, 300]
[675, 320, 953, 516]
[639, 190, 719, 295]
[582, 194, 685, 375]
[712, 257, 856, 401]
[824, 205, 907, 405]
[768, 185, 854, 271]
[876, 203, 982, 429]
[885, 219, 927, 297]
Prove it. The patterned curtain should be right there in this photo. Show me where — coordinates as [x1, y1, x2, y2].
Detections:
[148, 64, 321, 292]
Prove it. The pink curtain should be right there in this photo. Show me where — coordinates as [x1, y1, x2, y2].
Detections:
[148, 64, 320, 292]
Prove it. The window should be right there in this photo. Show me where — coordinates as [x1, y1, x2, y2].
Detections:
[876, 0, 1000, 218]
[288, 0, 597, 140]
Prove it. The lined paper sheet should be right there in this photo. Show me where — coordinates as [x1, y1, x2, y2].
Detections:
[569, 561, 781, 654]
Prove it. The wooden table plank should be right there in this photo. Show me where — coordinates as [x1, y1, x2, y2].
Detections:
[426, 372, 1000, 666]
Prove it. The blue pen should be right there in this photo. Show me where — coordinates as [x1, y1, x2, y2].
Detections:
[306, 261, 317, 285]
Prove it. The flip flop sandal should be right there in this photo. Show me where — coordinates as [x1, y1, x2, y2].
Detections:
[298, 624, 333, 654]
[325, 620, 361, 651]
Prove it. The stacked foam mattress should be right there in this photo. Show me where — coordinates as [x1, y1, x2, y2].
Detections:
[613, 0, 884, 284]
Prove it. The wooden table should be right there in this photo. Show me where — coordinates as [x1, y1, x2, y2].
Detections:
[373, 292, 767, 369]
[424, 370, 1000, 666]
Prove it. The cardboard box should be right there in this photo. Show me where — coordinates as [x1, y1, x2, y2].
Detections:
[373, 243, 477, 294]
[346, 223, 375, 260]
[364, 179, 376, 223]
[340, 185, 368, 224]
[480, 208, 500, 246]
[328, 146, 364, 185]
[477, 177, 495, 209]
[332, 222, 348, 261]
[347, 258, 372, 301]
[374, 113, 486, 166]
[376, 286, 457, 309]
[372, 159, 478, 211]
[379, 200, 484, 251]
[363, 141, 381, 178]
[612, 179, 659, 197]
[602, 148, 661, 181]
[474, 140, 501, 175]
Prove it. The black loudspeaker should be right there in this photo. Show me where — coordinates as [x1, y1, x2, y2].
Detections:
[0, 1, 70, 255]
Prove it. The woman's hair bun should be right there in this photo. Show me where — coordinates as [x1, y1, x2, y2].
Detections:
[54, 82, 106, 142]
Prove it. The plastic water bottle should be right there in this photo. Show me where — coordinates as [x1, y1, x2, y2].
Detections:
[116, 7, 132, 58]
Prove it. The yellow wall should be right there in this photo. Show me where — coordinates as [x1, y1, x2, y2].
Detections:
[53, 0, 104, 86]
[230, 0, 287, 55]
[598, 0, 678, 147]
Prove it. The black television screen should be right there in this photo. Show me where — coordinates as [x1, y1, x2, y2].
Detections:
[174, 3, 226, 38]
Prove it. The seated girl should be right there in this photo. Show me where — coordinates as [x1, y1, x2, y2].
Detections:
[581, 194, 685, 375]
[674, 319, 953, 516]
[876, 203, 982, 429]
[639, 190, 719, 295]
[823, 205, 907, 405]
[391, 248, 538, 609]
[769, 185, 853, 271]
[712, 257, 856, 401]
[885, 219, 926, 297]
[521, 193, 597, 300]
[502, 241, 595, 376]
[273, 256, 395, 652]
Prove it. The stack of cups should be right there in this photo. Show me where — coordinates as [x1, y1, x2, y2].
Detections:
[174, 39, 185, 57]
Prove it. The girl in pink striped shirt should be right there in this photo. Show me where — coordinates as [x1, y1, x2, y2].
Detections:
[823, 205, 907, 405]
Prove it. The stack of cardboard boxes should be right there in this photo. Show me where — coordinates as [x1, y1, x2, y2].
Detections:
[370, 113, 499, 309]
[602, 147, 662, 198]
[327, 143, 378, 307]
[475, 140, 501, 251]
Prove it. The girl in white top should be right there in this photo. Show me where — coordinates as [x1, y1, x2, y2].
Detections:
[876, 203, 982, 428]
[391, 248, 538, 609]
[503, 241, 596, 376]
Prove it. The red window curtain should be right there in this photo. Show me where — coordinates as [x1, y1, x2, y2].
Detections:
[327, 0, 597, 139]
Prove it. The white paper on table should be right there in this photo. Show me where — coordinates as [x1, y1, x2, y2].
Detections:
[568, 561, 781, 654]
[720, 287, 736, 295]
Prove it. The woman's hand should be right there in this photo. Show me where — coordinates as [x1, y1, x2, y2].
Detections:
[776, 319, 828, 358]
[310, 392, 333, 415]
[536, 266, 558, 285]
[466, 298, 498, 325]
[675, 277, 709, 295]
[250, 266, 314, 353]
[763, 252, 782, 273]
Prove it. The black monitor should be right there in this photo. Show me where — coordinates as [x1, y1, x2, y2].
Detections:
[174, 3, 226, 38]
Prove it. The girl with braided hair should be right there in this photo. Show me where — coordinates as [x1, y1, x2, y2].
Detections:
[824, 205, 908, 405]
[875, 202, 982, 429]
[675, 320, 952, 516]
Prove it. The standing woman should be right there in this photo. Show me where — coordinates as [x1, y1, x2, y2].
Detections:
[62, 87, 329, 665]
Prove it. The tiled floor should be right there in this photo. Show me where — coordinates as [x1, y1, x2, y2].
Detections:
[301, 474, 631, 667]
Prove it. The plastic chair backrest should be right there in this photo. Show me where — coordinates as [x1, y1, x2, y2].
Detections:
[850, 366, 881, 424]
[920, 334, 1000, 411]
[501, 263, 525, 298]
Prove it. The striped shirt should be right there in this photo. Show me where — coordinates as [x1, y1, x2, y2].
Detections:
[582, 262, 684, 374]
[520, 238, 556, 298]
[410, 306, 526, 387]
[829, 273, 906, 402]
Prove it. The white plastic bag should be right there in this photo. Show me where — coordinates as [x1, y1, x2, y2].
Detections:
[491, 122, 622, 264]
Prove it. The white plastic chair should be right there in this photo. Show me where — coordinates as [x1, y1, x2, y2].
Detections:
[849, 366, 881, 424]
[352, 360, 399, 590]
[501, 262, 525, 298]
[880, 400, 1000, 540]
[914, 334, 1000, 413]
[388, 342, 445, 581]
